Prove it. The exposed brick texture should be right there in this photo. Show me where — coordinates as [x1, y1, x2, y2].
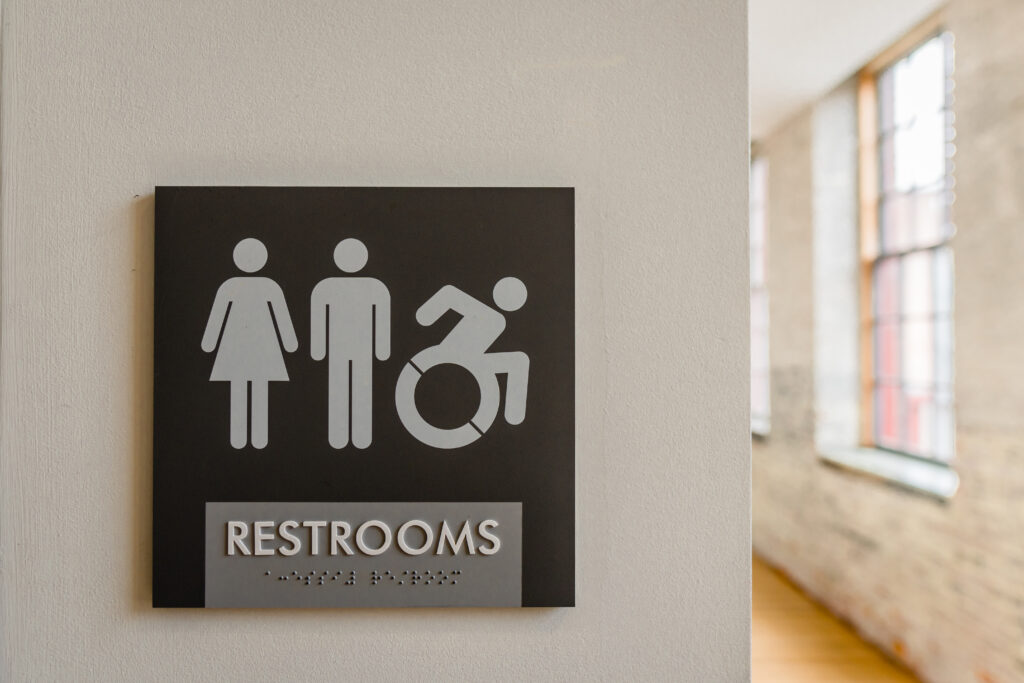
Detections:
[752, 2, 1024, 682]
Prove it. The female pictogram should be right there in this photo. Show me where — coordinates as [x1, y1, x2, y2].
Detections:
[395, 277, 530, 449]
[201, 238, 298, 449]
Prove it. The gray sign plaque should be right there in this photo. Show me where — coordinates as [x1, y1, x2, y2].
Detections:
[205, 502, 522, 607]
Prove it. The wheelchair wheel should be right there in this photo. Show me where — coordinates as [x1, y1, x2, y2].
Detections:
[395, 347, 501, 449]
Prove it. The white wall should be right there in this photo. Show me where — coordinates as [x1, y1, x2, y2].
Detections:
[0, 1, 750, 680]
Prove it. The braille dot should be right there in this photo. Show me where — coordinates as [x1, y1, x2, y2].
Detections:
[265, 571, 271, 575]
[451, 580, 458, 585]
[385, 571, 391, 575]
[292, 571, 299, 575]
[403, 571, 408, 575]
[412, 581, 417, 585]
[398, 581, 404, 585]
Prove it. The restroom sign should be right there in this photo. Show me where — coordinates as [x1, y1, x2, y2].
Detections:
[153, 187, 574, 608]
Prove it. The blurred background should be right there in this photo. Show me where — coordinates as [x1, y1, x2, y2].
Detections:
[748, 1, 1023, 681]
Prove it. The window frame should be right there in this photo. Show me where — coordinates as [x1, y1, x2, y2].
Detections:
[857, 11, 954, 464]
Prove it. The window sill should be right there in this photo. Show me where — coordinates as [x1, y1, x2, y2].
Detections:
[817, 447, 959, 502]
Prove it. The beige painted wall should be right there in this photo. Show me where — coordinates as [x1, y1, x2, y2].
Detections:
[0, 1, 751, 680]
[753, 1, 1024, 681]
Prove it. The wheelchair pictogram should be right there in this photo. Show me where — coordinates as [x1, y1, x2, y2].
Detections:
[395, 278, 530, 449]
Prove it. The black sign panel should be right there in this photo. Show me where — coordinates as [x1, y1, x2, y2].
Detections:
[153, 187, 574, 607]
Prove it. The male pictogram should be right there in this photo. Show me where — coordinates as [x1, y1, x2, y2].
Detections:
[310, 238, 391, 448]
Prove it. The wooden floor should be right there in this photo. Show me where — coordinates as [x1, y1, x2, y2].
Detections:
[753, 556, 918, 682]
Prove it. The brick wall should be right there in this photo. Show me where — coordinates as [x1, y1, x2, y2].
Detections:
[752, 1, 1024, 681]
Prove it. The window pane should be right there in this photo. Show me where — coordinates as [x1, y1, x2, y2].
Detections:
[880, 193, 914, 253]
[880, 134, 896, 192]
[876, 383, 902, 445]
[874, 257, 900, 318]
[894, 127, 916, 192]
[893, 59, 915, 129]
[913, 190, 947, 248]
[904, 392, 934, 456]
[909, 112, 947, 188]
[902, 250, 934, 316]
[876, 321, 900, 381]
[903, 318, 935, 388]
[909, 36, 946, 115]
[871, 32, 954, 462]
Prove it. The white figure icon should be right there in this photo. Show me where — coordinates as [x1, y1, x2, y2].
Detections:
[310, 238, 391, 449]
[201, 238, 298, 449]
[395, 277, 529, 449]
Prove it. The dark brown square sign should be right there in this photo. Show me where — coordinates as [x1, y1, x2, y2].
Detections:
[153, 187, 574, 607]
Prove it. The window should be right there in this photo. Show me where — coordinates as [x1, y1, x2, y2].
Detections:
[861, 32, 954, 462]
[750, 157, 770, 435]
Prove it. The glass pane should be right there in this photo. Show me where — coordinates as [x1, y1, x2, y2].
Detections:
[894, 128, 916, 192]
[903, 318, 935, 388]
[881, 193, 914, 253]
[934, 246, 953, 314]
[874, 257, 900, 318]
[873, 33, 956, 462]
[910, 112, 947, 188]
[876, 321, 900, 381]
[876, 383, 902, 445]
[909, 36, 945, 115]
[902, 250, 934, 316]
[913, 190, 947, 248]
[893, 59, 914, 129]
[880, 134, 895, 192]
[904, 392, 935, 456]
